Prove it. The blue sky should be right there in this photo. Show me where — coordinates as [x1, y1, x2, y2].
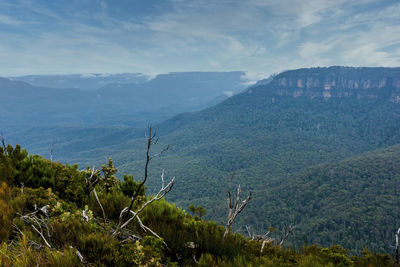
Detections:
[0, 0, 400, 80]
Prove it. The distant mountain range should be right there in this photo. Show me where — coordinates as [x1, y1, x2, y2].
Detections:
[8, 73, 149, 90]
[4, 66, 400, 253]
[1, 71, 248, 132]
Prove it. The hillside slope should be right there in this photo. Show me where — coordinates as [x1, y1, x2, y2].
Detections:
[113, 66, 400, 253]
[6, 66, 400, 253]
[264, 144, 400, 253]
[0, 144, 393, 266]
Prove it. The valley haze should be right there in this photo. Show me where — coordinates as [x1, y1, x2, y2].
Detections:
[2, 66, 400, 255]
[1, 0, 400, 265]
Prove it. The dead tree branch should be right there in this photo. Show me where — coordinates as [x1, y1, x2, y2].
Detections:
[112, 171, 174, 248]
[30, 224, 52, 248]
[224, 184, 252, 238]
[69, 246, 86, 264]
[0, 134, 5, 150]
[245, 225, 274, 253]
[119, 228, 141, 243]
[244, 223, 295, 252]
[245, 225, 254, 240]
[85, 167, 106, 223]
[117, 170, 174, 231]
[278, 224, 296, 246]
[18, 205, 53, 248]
[49, 137, 55, 162]
[120, 125, 169, 227]
[85, 167, 100, 196]
[119, 171, 174, 229]
[260, 229, 274, 253]
[93, 187, 105, 223]
[395, 227, 400, 264]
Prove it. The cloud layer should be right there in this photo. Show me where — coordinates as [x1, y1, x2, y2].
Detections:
[0, 0, 399, 76]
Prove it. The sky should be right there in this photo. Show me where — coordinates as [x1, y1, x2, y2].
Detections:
[0, 0, 400, 80]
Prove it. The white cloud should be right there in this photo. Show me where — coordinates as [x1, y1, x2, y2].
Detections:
[240, 72, 271, 86]
[142, 73, 159, 81]
[0, 0, 399, 75]
[298, 41, 336, 59]
[80, 73, 97, 78]
[223, 91, 233, 97]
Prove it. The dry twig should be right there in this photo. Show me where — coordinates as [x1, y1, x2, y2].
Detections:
[224, 184, 252, 238]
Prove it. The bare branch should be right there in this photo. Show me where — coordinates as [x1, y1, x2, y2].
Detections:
[12, 224, 24, 236]
[69, 246, 85, 264]
[259, 230, 274, 253]
[395, 227, 400, 263]
[121, 125, 170, 226]
[112, 172, 174, 250]
[93, 187, 106, 223]
[85, 167, 95, 196]
[76, 249, 85, 263]
[227, 191, 233, 223]
[19, 205, 52, 248]
[85, 167, 106, 223]
[245, 225, 254, 240]
[262, 230, 272, 240]
[278, 225, 296, 246]
[120, 232, 141, 243]
[150, 144, 170, 160]
[49, 137, 55, 162]
[224, 184, 252, 238]
[193, 254, 199, 264]
[30, 224, 52, 248]
[128, 211, 170, 251]
[260, 238, 273, 253]
[118, 174, 174, 229]
[117, 208, 167, 247]
[0, 133, 5, 150]
[135, 213, 163, 240]
[243, 225, 274, 253]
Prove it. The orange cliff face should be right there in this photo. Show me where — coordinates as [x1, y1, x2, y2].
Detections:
[261, 67, 400, 101]
[278, 77, 398, 90]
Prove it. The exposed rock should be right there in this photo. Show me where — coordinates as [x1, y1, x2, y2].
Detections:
[263, 66, 400, 101]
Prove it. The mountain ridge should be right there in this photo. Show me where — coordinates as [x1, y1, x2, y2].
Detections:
[0, 71, 248, 131]
[250, 66, 400, 100]
[5, 66, 400, 253]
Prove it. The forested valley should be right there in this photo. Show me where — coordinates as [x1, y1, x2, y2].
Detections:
[2, 67, 400, 266]
[0, 139, 395, 266]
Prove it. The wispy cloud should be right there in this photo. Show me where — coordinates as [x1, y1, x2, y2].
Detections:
[0, 0, 399, 76]
[0, 14, 24, 25]
[240, 72, 271, 86]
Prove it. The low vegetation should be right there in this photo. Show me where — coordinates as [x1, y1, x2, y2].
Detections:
[0, 134, 396, 266]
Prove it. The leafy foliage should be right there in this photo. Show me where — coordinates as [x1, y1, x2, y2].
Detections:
[188, 204, 206, 218]
[121, 174, 145, 198]
[0, 144, 396, 266]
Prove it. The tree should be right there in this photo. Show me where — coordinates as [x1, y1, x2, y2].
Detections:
[224, 184, 252, 238]
[188, 204, 207, 218]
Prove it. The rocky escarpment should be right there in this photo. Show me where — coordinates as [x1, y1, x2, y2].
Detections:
[263, 66, 400, 102]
